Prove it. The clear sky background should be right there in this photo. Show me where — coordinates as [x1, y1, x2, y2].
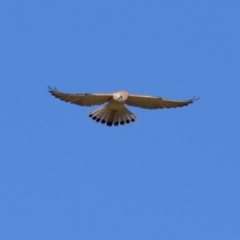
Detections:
[1, 1, 240, 239]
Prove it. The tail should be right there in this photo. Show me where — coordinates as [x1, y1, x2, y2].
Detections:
[89, 105, 137, 127]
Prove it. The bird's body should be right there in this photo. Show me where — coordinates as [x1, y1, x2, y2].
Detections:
[48, 87, 199, 127]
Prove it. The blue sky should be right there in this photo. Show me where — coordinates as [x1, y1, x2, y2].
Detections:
[1, 1, 240, 239]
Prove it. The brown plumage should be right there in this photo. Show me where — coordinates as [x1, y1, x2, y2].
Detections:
[48, 86, 199, 127]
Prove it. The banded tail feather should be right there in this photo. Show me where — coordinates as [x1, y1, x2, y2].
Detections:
[89, 105, 136, 127]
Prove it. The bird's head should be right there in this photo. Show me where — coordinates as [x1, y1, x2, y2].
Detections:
[113, 91, 128, 102]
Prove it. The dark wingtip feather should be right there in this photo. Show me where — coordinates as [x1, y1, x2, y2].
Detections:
[48, 86, 53, 93]
[190, 96, 200, 102]
[48, 86, 59, 94]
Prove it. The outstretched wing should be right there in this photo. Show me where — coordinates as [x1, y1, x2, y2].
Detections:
[48, 87, 112, 106]
[126, 94, 199, 109]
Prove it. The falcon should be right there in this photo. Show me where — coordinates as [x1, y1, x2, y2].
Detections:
[48, 87, 199, 127]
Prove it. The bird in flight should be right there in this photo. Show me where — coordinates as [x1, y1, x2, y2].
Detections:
[48, 87, 199, 127]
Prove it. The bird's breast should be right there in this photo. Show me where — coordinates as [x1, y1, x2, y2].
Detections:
[108, 99, 124, 110]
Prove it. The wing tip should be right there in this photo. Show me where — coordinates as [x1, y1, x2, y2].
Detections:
[190, 96, 200, 102]
[48, 86, 57, 90]
[48, 86, 59, 94]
